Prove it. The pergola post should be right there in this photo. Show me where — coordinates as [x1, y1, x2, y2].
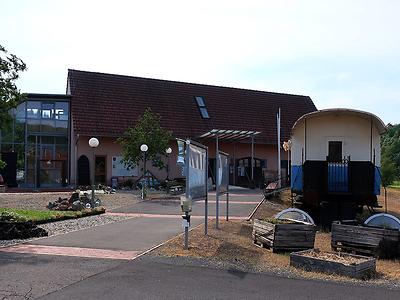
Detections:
[251, 135, 254, 186]
[277, 108, 281, 188]
[215, 134, 219, 229]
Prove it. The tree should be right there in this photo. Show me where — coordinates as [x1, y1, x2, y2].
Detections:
[117, 108, 172, 172]
[381, 153, 397, 187]
[0, 44, 27, 169]
[381, 123, 400, 184]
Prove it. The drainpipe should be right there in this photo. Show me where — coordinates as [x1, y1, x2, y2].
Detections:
[75, 134, 80, 188]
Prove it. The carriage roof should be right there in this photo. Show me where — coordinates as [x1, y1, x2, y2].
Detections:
[291, 108, 387, 135]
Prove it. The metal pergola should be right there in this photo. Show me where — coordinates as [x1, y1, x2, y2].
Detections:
[198, 129, 261, 228]
[198, 129, 261, 182]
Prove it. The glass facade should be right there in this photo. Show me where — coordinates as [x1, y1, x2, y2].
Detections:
[0, 96, 70, 188]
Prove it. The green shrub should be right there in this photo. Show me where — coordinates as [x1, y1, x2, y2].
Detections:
[0, 211, 29, 223]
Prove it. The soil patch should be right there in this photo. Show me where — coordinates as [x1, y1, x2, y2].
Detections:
[154, 219, 400, 288]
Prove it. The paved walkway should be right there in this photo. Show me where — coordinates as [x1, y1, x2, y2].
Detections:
[0, 187, 262, 261]
[0, 188, 263, 299]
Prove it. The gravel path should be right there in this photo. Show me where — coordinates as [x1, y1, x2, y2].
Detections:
[0, 190, 140, 211]
[0, 213, 135, 248]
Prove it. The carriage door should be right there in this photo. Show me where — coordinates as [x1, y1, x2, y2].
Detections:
[327, 141, 342, 162]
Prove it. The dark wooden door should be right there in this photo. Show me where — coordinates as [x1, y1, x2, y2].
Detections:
[77, 155, 90, 186]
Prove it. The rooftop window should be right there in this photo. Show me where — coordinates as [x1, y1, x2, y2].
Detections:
[195, 96, 210, 119]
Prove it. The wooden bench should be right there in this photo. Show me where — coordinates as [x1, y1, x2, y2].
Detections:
[168, 185, 184, 195]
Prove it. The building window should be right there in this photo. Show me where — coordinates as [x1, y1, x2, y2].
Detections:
[328, 141, 342, 162]
[194, 96, 210, 119]
[27, 101, 40, 119]
[41, 102, 54, 119]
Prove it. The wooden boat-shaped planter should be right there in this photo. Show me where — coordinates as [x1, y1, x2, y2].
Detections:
[252, 218, 316, 252]
[331, 220, 400, 258]
[290, 249, 376, 279]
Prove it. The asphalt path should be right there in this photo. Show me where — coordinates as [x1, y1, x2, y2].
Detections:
[1, 189, 400, 299]
[38, 255, 400, 300]
[29, 217, 203, 251]
[0, 252, 121, 299]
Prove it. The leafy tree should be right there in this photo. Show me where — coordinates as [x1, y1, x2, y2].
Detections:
[381, 153, 397, 187]
[381, 123, 400, 184]
[117, 108, 172, 172]
[0, 44, 27, 169]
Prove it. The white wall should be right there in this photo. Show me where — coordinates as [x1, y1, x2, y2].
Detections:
[291, 114, 381, 166]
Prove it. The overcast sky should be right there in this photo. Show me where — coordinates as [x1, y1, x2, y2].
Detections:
[1, 0, 399, 124]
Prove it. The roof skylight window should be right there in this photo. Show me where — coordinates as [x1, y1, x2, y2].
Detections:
[195, 96, 210, 119]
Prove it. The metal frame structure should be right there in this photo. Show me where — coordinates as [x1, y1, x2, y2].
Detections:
[215, 149, 230, 229]
[198, 129, 262, 229]
[180, 139, 209, 235]
[198, 129, 261, 186]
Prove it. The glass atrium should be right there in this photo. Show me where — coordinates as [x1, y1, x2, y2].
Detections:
[0, 94, 70, 188]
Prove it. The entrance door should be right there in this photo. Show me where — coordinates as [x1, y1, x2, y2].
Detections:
[77, 155, 90, 186]
[236, 157, 264, 188]
[95, 156, 106, 185]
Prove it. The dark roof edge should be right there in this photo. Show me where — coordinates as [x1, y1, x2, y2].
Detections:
[67, 69, 312, 99]
[26, 93, 71, 100]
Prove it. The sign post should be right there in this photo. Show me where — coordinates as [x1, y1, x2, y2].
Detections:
[215, 150, 229, 226]
[178, 139, 208, 249]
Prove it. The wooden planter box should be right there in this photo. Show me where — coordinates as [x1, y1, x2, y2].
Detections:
[331, 221, 400, 258]
[252, 219, 316, 252]
[290, 249, 376, 279]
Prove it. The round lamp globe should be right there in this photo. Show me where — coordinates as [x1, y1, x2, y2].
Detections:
[88, 137, 99, 148]
[140, 144, 149, 152]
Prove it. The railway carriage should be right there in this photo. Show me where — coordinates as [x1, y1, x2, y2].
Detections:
[290, 109, 387, 225]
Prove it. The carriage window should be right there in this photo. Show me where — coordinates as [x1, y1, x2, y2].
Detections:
[328, 141, 342, 162]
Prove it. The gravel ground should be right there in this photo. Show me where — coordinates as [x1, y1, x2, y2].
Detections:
[0, 190, 139, 211]
[0, 213, 135, 248]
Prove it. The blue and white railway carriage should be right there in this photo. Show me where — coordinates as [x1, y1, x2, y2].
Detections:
[290, 109, 386, 221]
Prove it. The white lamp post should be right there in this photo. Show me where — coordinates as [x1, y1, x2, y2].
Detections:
[165, 147, 172, 180]
[89, 137, 99, 206]
[283, 140, 292, 184]
[140, 144, 148, 199]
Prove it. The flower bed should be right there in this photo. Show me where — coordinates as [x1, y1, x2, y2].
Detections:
[290, 249, 376, 279]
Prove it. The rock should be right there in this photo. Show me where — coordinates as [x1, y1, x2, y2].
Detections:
[47, 202, 56, 209]
[71, 200, 84, 211]
[58, 204, 69, 211]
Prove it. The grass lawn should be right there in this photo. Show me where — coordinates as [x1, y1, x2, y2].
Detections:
[0, 207, 105, 224]
[389, 181, 400, 189]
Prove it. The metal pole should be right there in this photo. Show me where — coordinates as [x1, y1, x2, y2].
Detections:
[34, 135, 38, 189]
[277, 108, 281, 188]
[287, 149, 290, 184]
[226, 184, 229, 221]
[216, 134, 219, 229]
[251, 135, 254, 183]
[184, 141, 190, 248]
[166, 154, 170, 180]
[142, 152, 147, 200]
[205, 149, 209, 235]
[91, 148, 95, 206]
[184, 212, 189, 250]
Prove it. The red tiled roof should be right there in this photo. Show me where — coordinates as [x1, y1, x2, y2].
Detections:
[68, 69, 317, 144]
